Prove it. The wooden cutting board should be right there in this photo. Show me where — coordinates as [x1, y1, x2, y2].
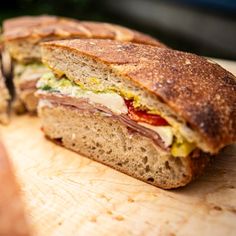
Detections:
[1, 59, 236, 236]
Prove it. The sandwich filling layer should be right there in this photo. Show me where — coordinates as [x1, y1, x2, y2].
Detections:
[37, 73, 196, 157]
[13, 62, 50, 91]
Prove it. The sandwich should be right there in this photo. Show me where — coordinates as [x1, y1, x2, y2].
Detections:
[0, 46, 10, 124]
[2, 15, 165, 113]
[0, 141, 30, 235]
[37, 39, 236, 189]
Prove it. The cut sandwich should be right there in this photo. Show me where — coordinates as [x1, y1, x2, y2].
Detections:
[37, 39, 236, 189]
[0, 47, 10, 124]
[0, 141, 30, 235]
[2, 15, 165, 113]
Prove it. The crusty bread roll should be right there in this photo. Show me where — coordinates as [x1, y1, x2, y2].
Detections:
[2, 15, 166, 113]
[3, 15, 164, 63]
[37, 39, 236, 189]
[0, 141, 30, 235]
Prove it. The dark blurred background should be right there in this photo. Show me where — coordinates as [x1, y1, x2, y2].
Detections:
[1, 0, 236, 60]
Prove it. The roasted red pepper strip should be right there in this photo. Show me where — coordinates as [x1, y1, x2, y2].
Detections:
[125, 100, 169, 126]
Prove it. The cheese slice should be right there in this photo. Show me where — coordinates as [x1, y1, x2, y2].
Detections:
[83, 91, 128, 114]
[138, 122, 173, 147]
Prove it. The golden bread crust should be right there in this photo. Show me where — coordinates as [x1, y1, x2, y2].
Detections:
[3, 15, 164, 47]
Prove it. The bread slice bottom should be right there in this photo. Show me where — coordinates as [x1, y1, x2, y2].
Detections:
[38, 104, 209, 189]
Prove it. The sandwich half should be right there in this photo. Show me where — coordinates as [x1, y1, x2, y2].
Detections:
[37, 39, 236, 189]
[2, 15, 165, 113]
[0, 141, 30, 235]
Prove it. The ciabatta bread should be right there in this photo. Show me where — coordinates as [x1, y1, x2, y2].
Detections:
[3, 15, 164, 62]
[37, 39, 236, 188]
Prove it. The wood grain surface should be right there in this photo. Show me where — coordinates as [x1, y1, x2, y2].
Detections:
[0, 58, 236, 236]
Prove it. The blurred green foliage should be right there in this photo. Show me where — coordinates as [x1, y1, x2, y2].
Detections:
[0, 0, 108, 23]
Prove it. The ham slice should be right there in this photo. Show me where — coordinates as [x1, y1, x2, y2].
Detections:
[19, 78, 38, 90]
[37, 91, 169, 151]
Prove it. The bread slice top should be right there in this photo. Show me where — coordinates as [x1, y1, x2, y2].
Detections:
[3, 15, 163, 47]
[41, 39, 236, 154]
[0, 141, 30, 235]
